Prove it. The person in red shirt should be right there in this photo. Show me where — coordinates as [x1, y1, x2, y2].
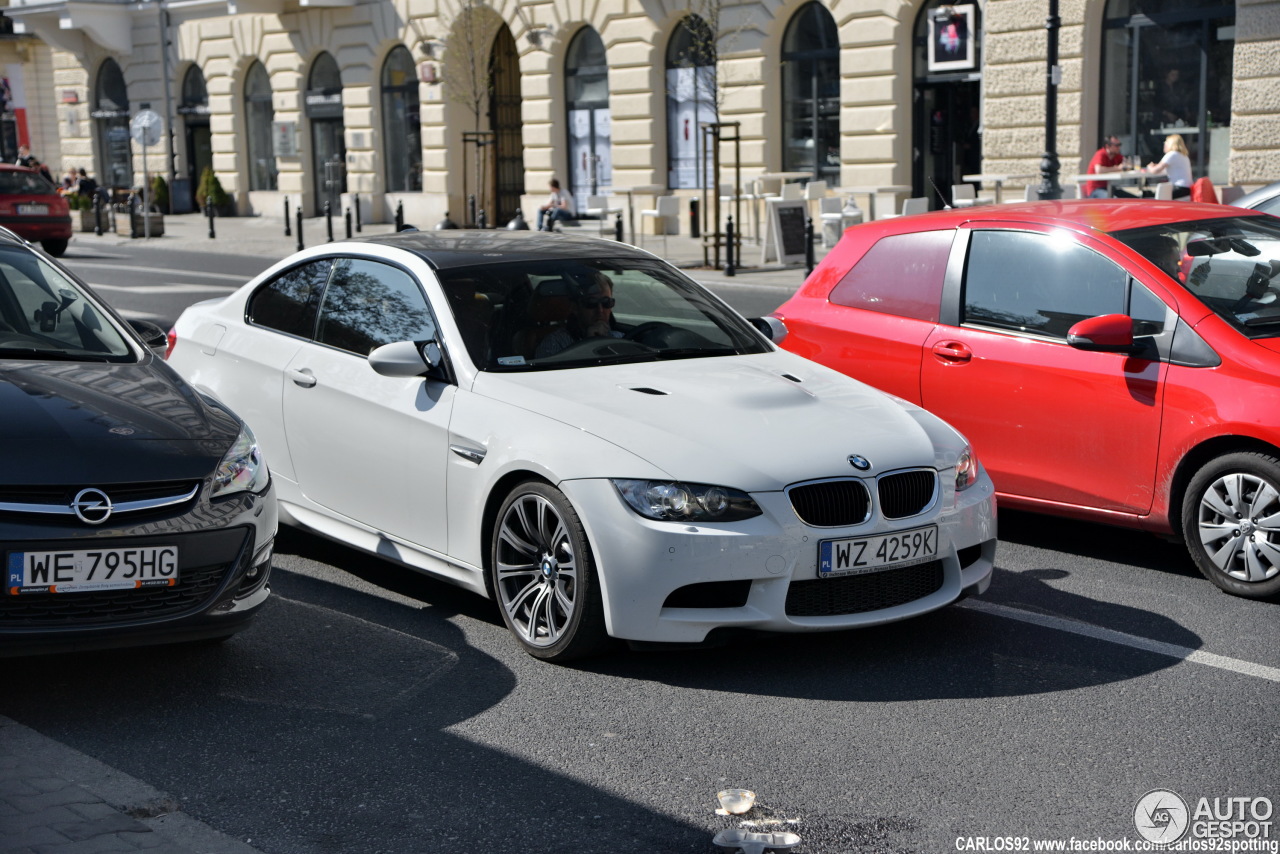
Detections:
[1084, 135, 1129, 198]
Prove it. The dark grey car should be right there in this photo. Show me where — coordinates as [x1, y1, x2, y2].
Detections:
[0, 229, 276, 656]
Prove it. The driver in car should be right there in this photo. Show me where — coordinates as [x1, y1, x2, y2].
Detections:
[536, 273, 624, 357]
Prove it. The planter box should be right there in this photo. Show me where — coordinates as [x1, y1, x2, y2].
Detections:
[115, 213, 165, 238]
[77, 209, 105, 233]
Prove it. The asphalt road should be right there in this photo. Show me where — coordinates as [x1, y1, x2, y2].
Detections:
[3, 244, 1275, 854]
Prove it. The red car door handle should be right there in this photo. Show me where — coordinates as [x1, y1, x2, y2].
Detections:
[931, 341, 972, 363]
[287, 368, 317, 388]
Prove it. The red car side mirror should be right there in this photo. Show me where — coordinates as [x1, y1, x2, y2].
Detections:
[1067, 313, 1137, 353]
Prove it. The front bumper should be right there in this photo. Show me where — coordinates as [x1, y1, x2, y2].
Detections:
[0, 484, 277, 657]
[562, 475, 996, 644]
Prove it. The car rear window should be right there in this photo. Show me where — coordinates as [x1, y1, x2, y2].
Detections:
[827, 230, 952, 322]
[0, 171, 55, 194]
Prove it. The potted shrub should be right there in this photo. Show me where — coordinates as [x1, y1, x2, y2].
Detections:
[150, 175, 170, 214]
[195, 167, 233, 216]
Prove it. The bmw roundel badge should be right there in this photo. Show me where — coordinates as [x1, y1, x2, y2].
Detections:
[847, 454, 871, 471]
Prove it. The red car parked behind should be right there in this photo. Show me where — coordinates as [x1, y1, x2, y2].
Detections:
[773, 199, 1280, 600]
[0, 164, 72, 257]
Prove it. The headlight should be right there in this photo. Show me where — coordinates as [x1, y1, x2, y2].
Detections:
[955, 447, 979, 492]
[612, 479, 762, 523]
[211, 426, 270, 498]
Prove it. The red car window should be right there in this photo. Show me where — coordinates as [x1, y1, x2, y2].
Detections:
[828, 230, 952, 322]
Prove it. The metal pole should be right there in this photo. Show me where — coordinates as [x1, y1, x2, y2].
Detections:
[324, 201, 333, 242]
[805, 217, 815, 275]
[345, 206, 352, 239]
[157, 0, 177, 214]
[1037, 0, 1063, 200]
[93, 192, 103, 236]
[725, 216, 735, 277]
[354, 194, 362, 232]
[614, 212, 623, 242]
[295, 207, 303, 251]
[284, 197, 291, 236]
[206, 200, 215, 239]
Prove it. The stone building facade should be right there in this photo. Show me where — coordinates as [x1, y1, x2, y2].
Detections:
[3, 0, 1276, 227]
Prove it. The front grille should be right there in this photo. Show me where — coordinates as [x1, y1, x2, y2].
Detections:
[877, 470, 938, 519]
[785, 560, 944, 617]
[1, 528, 249, 628]
[0, 480, 201, 521]
[789, 480, 870, 527]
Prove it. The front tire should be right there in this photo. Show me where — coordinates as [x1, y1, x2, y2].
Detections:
[1182, 451, 1280, 599]
[41, 239, 68, 257]
[490, 481, 610, 661]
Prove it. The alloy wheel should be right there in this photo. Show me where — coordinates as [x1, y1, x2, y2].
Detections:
[494, 493, 579, 647]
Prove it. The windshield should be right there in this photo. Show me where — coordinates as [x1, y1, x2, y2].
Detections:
[0, 245, 134, 361]
[436, 257, 769, 370]
[1112, 215, 1280, 339]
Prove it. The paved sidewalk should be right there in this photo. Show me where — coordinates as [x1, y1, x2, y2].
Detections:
[1, 716, 262, 854]
[68, 210, 827, 293]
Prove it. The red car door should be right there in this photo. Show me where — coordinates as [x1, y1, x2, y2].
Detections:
[920, 225, 1169, 516]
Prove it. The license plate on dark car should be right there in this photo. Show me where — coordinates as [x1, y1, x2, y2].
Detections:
[7, 546, 179, 594]
[818, 525, 937, 578]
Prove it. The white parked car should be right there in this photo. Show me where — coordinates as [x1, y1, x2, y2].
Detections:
[167, 231, 996, 660]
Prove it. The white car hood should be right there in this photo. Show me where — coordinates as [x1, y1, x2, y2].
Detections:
[471, 352, 939, 492]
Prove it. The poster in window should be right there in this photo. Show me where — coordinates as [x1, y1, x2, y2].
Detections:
[927, 5, 975, 73]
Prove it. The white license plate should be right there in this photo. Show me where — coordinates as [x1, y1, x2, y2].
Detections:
[818, 525, 938, 578]
[7, 546, 179, 594]
[16, 204, 49, 215]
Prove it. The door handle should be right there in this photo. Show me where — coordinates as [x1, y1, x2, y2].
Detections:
[286, 368, 317, 388]
[931, 341, 973, 364]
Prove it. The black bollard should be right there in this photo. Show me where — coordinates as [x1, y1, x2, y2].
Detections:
[614, 212, 623, 242]
[467, 194, 476, 227]
[395, 201, 404, 231]
[477, 209, 488, 230]
[295, 207, 304, 251]
[93, 193, 103, 236]
[804, 217, 815, 275]
[206, 201, 215, 239]
[284, 197, 291, 236]
[354, 195, 362, 232]
[345, 207, 352, 239]
[726, 216, 736, 277]
[324, 201, 333, 242]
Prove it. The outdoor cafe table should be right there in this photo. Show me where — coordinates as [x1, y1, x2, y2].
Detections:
[1069, 169, 1166, 197]
[961, 173, 1038, 204]
[832, 185, 912, 221]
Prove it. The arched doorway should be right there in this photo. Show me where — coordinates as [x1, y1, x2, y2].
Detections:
[489, 26, 524, 224]
[666, 15, 717, 189]
[912, 1, 982, 207]
[307, 52, 345, 214]
[179, 66, 211, 213]
[245, 62, 278, 193]
[382, 46, 422, 193]
[781, 2, 839, 185]
[93, 59, 131, 191]
[565, 27, 610, 202]
[1100, 0, 1235, 183]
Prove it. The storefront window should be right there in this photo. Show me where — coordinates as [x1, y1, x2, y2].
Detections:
[93, 59, 131, 190]
[245, 62, 277, 191]
[1100, 0, 1235, 183]
[382, 46, 421, 193]
[666, 15, 716, 190]
[565, 27, 610, 201]
[781, 2, 840, 184]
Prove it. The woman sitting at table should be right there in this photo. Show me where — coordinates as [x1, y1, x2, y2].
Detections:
[1143, 134, 1193, 199]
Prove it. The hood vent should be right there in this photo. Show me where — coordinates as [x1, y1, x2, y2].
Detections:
[781, 373, 803, 383]
[630, 387, 668, 396]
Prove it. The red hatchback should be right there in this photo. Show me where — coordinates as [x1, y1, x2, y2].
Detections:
[0, 164, 71, 257]
[774, 199, 1280, 600]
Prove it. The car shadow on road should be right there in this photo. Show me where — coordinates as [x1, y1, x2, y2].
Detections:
[0, 530, 716, 853]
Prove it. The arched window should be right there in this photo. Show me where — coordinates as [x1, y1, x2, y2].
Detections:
[94, 59, 131, 189]
[307, 52, 346, 212]
[382, 46, 421, 193]
[666, 15, 716, 189]
[1100, 0, 1234, 182]
[565, 27, 610, 201]
[245, 62, 277, 191]
[781, 2, 840, 183]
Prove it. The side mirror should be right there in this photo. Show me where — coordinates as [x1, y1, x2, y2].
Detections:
[369, 339, 449, 381]
[128, 319, 168, 349]
[749, 315, 789, 344]
[1066, 314, 1140, 353]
